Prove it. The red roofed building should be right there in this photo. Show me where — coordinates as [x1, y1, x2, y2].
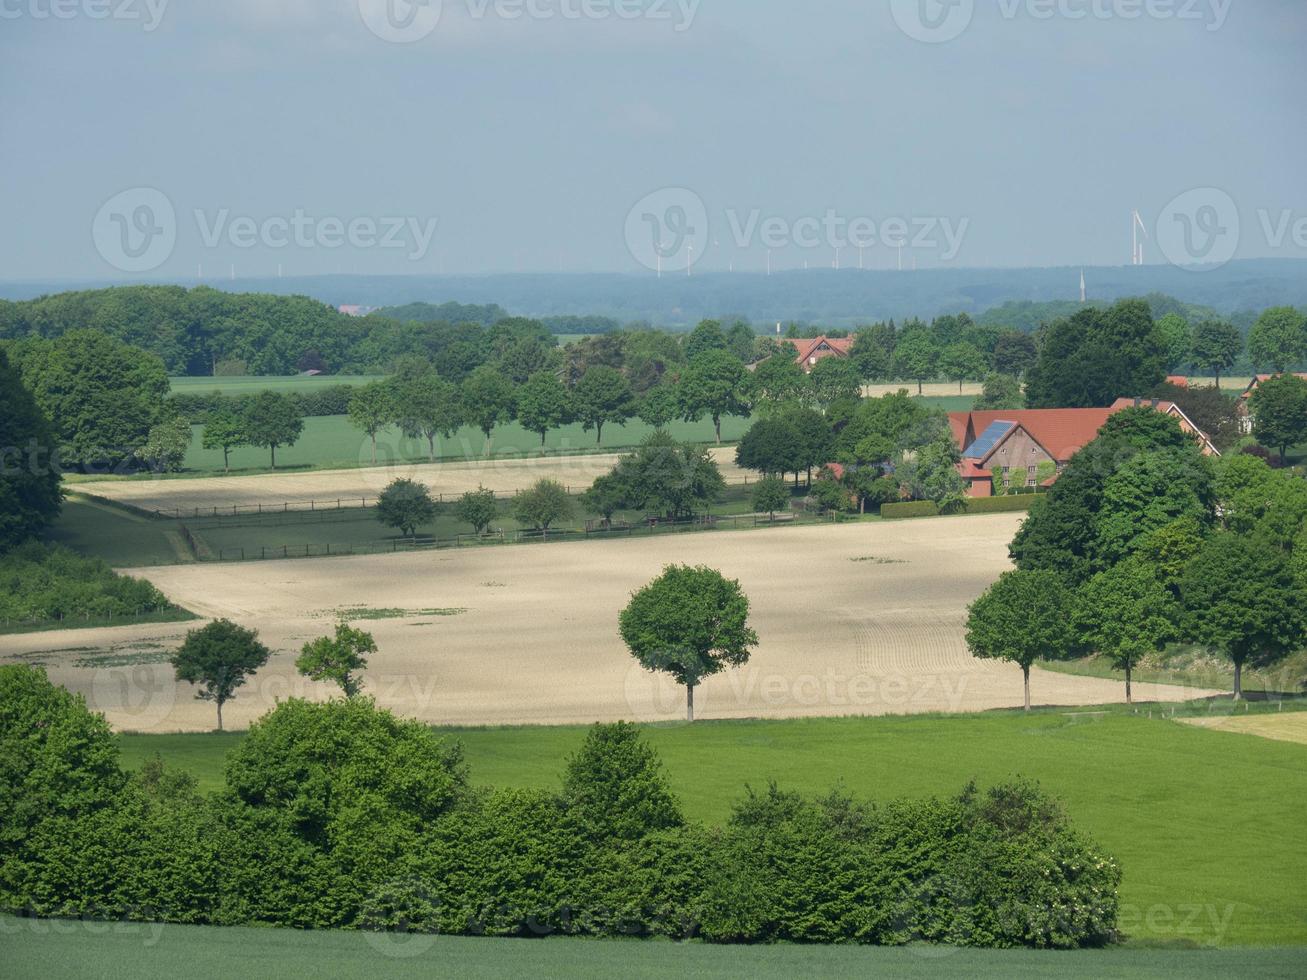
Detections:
[949, 403, 1219, 498]
[784, 336, 854, 373]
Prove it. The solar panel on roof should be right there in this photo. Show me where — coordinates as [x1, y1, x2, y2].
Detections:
[962, 420, 1015, 459]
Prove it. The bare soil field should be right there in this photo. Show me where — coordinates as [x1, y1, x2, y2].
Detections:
[1, 513, 1214, 732]
[75, 447, 749, 514]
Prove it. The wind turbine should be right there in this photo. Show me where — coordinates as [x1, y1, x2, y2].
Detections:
[1132, 209, 1149, 266]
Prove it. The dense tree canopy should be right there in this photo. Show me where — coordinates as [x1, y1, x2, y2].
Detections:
[0, 350, 62, 549]
[967, 570, 1076, 710]
[1010, 409, 1211, 584]
[1025, 300, 1167, 408]
[8, 330, 170, 472]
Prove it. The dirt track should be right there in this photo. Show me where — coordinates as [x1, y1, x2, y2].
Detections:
[75, 447, 749, 514]
[2, 513, 1215, 732]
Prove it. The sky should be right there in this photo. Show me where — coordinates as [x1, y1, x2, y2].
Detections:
[1, 0, 1305, 281]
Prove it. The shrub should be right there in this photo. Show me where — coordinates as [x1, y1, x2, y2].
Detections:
[880, 500, 940, 519]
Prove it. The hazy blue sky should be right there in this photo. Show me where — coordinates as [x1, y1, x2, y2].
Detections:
[2, 0, 1304, 280]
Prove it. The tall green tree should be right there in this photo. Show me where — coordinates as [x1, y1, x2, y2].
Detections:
[515, 371, 573, 446]
[1094, 448, 1214, 568]
[243, 392, 304, 469]
[747, 354, 810, 416]
[0, 350, 62, 550]
[938, 342, 989, 393]
[751, 476, 791, 521]
[1025, 300, 1167, 409]
[201, 405, 248, 473]
[1179, 533, 1307, 699]
[808, 357, 863, 411]
[460, 365, 516, 453]
[9, 330, 169, 472]
[348, 381, 396, 466]
[171, 619, 271, 731]
[1247, 307, 1307, 373]
[296, 622, 377, 698]
[967, 570, 1076, 710]
[1250, 373, 1307, 460]
[1189, 320, 1243, 389]
[1010, 409, 1205, 584]
[133, 415, 192, 473]
[573, 366, 635, 445]
[735, 419, 804, 480]
[619, 564, 758, 722]
[393, 371, 460, 462]
[684, 320, 728, 360]
[636, 383, 680, 431]
[891, 331, 939, 395]
[680, 349, 748, 443]
[1154, 313, 1192, 373]
[1075, 559, 1179, 704]
[993, 331, 1038, 378]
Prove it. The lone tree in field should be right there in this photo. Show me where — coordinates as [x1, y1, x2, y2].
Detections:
[619, 564, 758, 722]
[1074, 560, 1178, 704]
[513, 478, 573, 538]
[296, 621, 377, 698]
[461, 365, 516, 454]
[967, 569, 1075, 711]
[1178, 533, 1307, 700]
[242, 391, 304, 470]
[455, 486, 498, 536]
[376, 478, 436, 539]
[751, 475, 790, 521]
[171, 619, 271, 731]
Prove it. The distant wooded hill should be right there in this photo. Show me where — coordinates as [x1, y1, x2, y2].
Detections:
[4, 258, 1302, 326]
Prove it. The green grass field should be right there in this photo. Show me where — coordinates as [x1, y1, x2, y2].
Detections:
[2, 917, 1300, 980]
[180, 414, 757, 474]
[118, 704, 1307, 948]
[168, 375, 382, 397]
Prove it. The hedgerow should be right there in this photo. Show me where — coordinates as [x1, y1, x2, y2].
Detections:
[0, 542, 180, 628]
[0, 667, 1122, 948]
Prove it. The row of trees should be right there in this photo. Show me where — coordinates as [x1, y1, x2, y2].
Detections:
[2, 665, 1120, 947]
[970, 409, 1307, 705]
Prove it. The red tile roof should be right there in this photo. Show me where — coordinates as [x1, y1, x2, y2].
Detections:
[784, 336, 854, 364]
[949, 409, 1116, 464]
